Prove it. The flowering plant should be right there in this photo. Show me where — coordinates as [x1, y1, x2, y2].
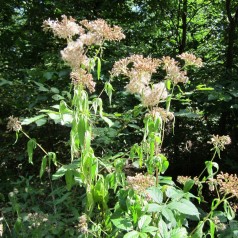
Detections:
[4, 15, 237, 238]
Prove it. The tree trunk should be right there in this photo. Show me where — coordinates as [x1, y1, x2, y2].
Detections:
[225, 0, 238, 70]
[179, 0, 187, 53]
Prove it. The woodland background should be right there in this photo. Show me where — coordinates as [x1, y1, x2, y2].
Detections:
[0, 0, 238, 236]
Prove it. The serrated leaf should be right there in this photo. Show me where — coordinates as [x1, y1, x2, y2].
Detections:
[146, 187, 163, 204]
[168, 199, 200, 217]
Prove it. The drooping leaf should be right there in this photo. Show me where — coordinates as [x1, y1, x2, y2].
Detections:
[104, 82, 114, 105]
[27, 138, 37, 164]
[40, 155, 47, 178]
[65, 170, 74, 191]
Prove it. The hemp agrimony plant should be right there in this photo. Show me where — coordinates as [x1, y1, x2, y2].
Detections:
[5, 15, 238, 238]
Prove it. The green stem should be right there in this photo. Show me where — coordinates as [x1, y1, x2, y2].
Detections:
[198, 150, 217, 179]
[20, 130, 57, 214]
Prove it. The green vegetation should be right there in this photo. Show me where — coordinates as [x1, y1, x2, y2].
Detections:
[0, 1, 237, 237]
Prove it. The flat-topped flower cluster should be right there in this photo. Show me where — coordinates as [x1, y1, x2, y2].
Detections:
[111, 53, 202, 108]
[43, 15, 125, 92]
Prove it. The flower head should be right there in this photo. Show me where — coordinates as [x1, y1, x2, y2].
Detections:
[76, 214, 88, 234]
[149, 107, 174, 122]
[162, 56, 188, 84]
[127, 173, 155, 193]
[177, 52, 203, 68]
[208, 135, 231, 151]
[43, 15, 84, 39]
[80, 19, 125, 44]
[141, 82, 168, 107]
[7, 116, 22, 132]
[216, 172, 238, 198]
[177, 176, 191, 185]
[71, 69, 95, 93]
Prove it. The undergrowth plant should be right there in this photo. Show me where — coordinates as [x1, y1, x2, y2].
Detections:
[2, 15, 238, 238]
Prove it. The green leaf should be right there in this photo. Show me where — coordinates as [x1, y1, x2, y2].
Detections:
[224, 200, 235, 220]
[191, 221, 204, 238]
[52, 166, 67, 180]
[123, 231, 139, 238]
[35, 118, 47, 126]
[34, 81, 49, 92]
[0, 78, 13, 86]
[104, 82, 114, 105]
[175, 109, 200, 118]
[48, 152, 57, 166]
[146, 203, 162, 213]
[196, 84, 214, 91]
[40, 156, 47, 178]
[21, 114, 46, 125]
[168, 199, 200, 217]
[170, 227, 188, 238]
[161, 207, 176, 227]
[183, 179, 195, 193]
[97, 57, 101, 80]
[138, 215, 152, 230]
[50, 87, 60, 94]
[65, 170, 74, 191]
[205, 161, 219, 177]
[27, 138, 37, 164]
[166, 79, 171, 90]
[141, 226, 158, 233]
[93, 176, 108, 207]
[208, 219, 215, 238]
[158, 219, 169, 237]
[52, 94, 64, 101]
[146, 187, 163, 204]
[102, 116, 114, 127]
[54, 192, 71, 205]
[111, 217, 133, 231]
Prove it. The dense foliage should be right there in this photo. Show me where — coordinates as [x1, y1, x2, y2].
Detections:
[0, 1, 238, 237]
